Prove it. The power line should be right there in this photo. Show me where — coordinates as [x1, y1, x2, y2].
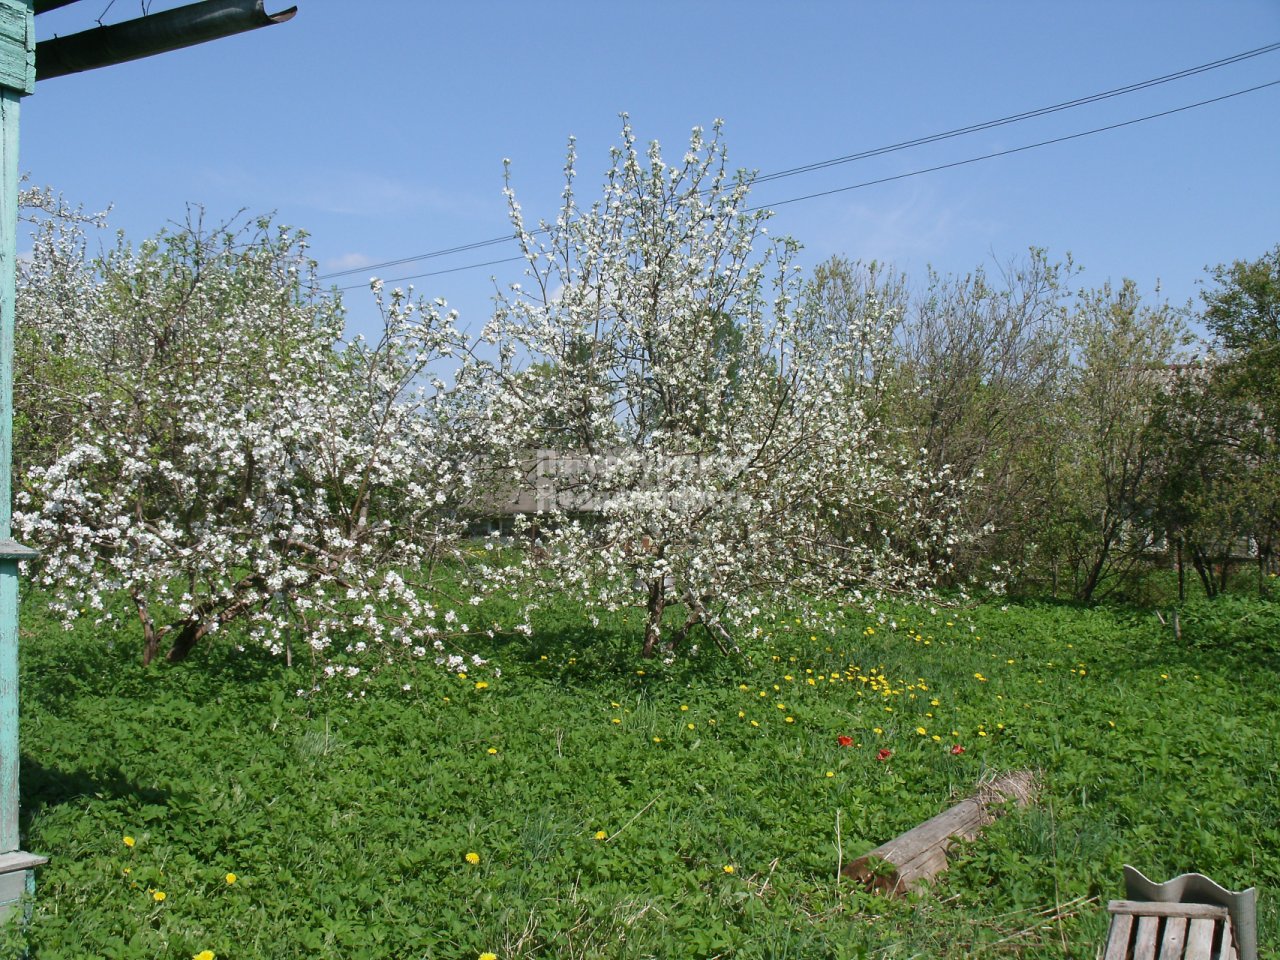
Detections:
[337, 77, 1280, 293]
[753, 78, 1280, 211]
[750, 40, 1280, 186]
[321, 40, 1280, 284]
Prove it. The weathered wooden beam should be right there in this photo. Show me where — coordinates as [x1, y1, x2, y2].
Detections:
[33, 0, 83, 14]
[840, 770, 1036, 895]
[36, 0, 296, 81]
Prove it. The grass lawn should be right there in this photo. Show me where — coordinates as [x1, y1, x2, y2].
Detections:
[13, 592, 1280, 959]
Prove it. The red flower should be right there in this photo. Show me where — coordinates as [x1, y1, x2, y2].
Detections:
[950, 744, 965, 755]
[837, 735, 854, 747]
[876, 748, 892, 762]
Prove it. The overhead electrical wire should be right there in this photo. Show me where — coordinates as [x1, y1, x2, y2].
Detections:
[324, 40, 1280, 284]
[327, 45, 1280, 293]
[754, 78, 1280, 211]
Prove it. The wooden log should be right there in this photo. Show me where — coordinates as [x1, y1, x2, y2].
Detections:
[840, 770, 1035, 895]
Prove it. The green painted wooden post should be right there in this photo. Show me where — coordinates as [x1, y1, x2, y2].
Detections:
[0, 0, 45, 925]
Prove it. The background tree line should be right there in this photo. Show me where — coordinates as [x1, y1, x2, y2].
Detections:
[807, 243, 1279, 602]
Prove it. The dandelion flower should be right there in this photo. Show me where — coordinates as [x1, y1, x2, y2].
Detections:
[193, 952, 216, 960]
[594, 830, 608, 841]
[474, 681, 489, 690]
[465, 852, 481, 865]
[225, 872, 237, 885]
[723, 865, 735, 874]
[479, 953, 498, 960]
[487, 747, 498, 754]
[122, 836, 135, 848]
[152, 890, 166, 902]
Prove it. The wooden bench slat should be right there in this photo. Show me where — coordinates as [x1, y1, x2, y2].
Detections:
[1106, 914, 1135, 960]
[1184, 918, 1216, 960]
[1108, 900, 1229, 920]
[1157, 915, 1187, 959]
[1134, 915, 1161, 960]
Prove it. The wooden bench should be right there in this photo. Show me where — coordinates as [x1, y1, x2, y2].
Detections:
[1104, 900, 1239, 960]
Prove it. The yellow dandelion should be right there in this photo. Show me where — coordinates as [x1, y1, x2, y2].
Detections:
[784, 716, 794, 724]
[487, 747, 498, 754]
[152, 890, 166, 902]
[723, 864, 735, 874]
[479, 953, 498, 960]
[465, 851, 481, 865]
[916, 726, 927, 735]
[652, 736, 662, 742]
[225, 872, 237, 885]
[680, 704, 689, 711]
[474, 681, 489, 690]
[193, 952, 216, 960]
[594, 830, 608, 841]
[122, 835, 135, 848]
[825, 771, 835, 778]
[687, 723, 696, 730]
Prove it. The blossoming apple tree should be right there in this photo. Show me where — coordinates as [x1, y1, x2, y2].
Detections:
[15, 197, 486, 669]
[471, 120, 971, 657]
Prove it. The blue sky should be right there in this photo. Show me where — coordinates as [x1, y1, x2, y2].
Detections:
[21, 1, 1280, 338]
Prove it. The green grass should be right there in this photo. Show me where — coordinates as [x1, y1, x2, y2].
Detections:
[12, 591, 1280, 959]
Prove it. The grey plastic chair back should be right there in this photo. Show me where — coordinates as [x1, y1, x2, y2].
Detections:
[1123, 865, 1257, 960]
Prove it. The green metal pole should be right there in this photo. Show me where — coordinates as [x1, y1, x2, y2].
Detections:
[0, 0, 46, 924]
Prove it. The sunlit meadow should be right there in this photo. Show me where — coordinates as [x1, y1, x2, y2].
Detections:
[14, 590, 1279, 959]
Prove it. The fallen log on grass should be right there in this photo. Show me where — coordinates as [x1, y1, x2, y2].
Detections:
[841, 769, 1037, 895]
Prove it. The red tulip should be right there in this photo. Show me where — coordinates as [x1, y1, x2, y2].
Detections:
[876, 748, 892, 762]
[837, 735, 854, 747]
[950, 744, 965, 755]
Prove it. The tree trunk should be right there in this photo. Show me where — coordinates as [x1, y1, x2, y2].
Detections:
[1176, 536, 1185, 603]
[137, 598, 160, 666]
[166, 619, 212, 663]
[641, 579, 666, 659]
[1190, 547, 1217, 599]
[1078, 550, 1107, 602]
